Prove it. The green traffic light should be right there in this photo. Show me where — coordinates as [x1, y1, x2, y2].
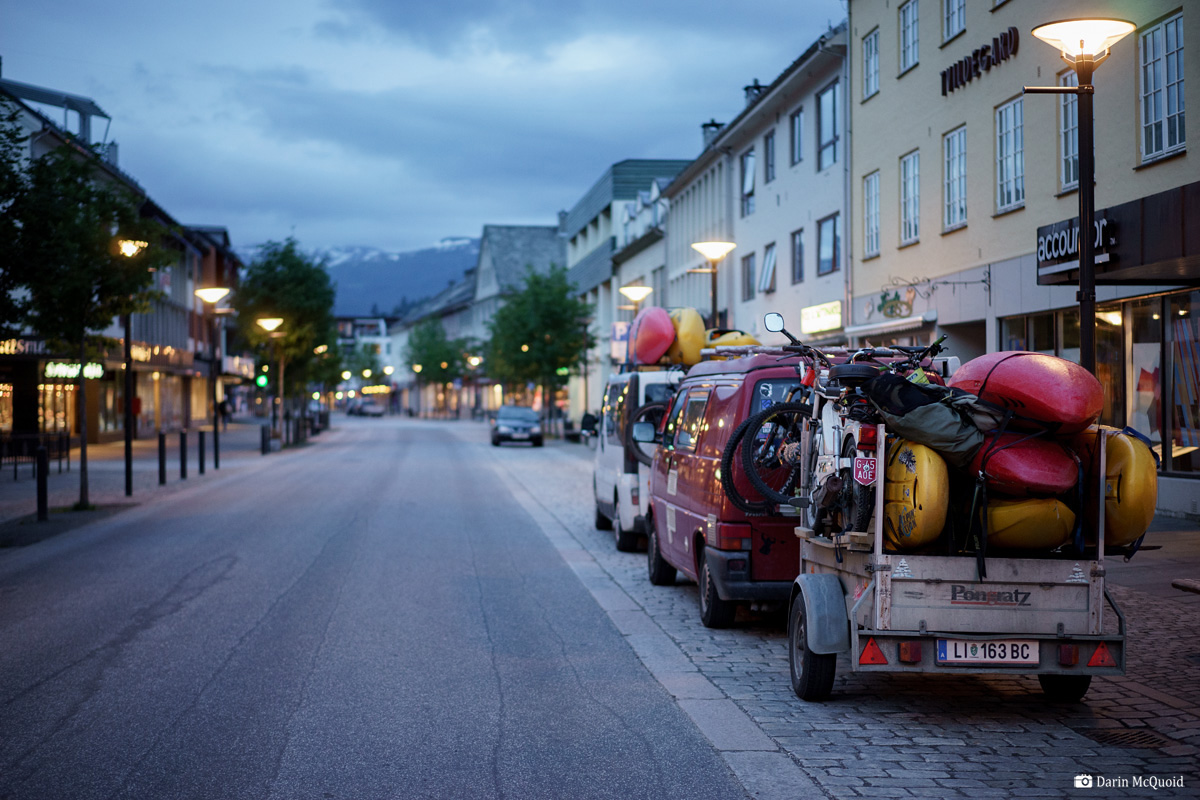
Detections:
[256, 375, 268, 387]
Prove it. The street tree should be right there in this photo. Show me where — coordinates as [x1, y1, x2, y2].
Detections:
[6, 144, 173, 509]
[403, 317, 472, 414]
[0, 101, 29, 334]
[232, 239, 336, 419]
[485, 265, 591, 431]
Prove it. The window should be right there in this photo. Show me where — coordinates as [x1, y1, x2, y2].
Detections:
[817, 81, 839, 170]
[740, 148, 756, 216]
[1060, 72, 1079, 190]
[900, 150, 920, 244]
[741, 253, 757, 301]
[943, 126, 967, 229]
[817, 214, 840, 276]
[789, 107, 804, 164]
[1140, 14, 1186, 160]
[996, 97, 1024, 212]
[863, 29, 880, 98]
[671, 390, 709, 452]
[943, 0, 964, 42]
[791, 229, 804, 284]
[863, 171, 880, 257]
[758, 243, 777, 294]
[900, 0, 919, 72]
[764, 129, 776, 183]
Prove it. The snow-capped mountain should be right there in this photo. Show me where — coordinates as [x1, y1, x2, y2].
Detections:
[237, 238, 480, 317]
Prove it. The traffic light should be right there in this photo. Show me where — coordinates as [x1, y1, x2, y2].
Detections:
[256, 374, 268, 388]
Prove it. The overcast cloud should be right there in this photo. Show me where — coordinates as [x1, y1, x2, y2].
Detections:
[0, 0, 846, 252]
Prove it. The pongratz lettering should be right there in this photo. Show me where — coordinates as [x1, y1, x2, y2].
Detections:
[949, 585, 1031, 606]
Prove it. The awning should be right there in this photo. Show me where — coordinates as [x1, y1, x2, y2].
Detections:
[843, 310, 937, 339]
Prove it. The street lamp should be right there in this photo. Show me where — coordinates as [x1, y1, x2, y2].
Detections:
[689, 241, 736, 327]
[618, 284, 654, 318]
[1025, 18, 1135, 376]
[117, 239, 148, 497]
[194, 286, 231, 468]
[257, 317, 286, 437]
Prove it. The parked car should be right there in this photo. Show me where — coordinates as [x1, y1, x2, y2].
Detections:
[358, 400, 385, 417]
[592, 368, 682, 551]
[491, 405, 543, 447]
[634, 355, 805, 627]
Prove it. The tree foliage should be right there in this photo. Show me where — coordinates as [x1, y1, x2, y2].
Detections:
[0, 101, 28, 334]
[404, 317, 472, 391]
[485, 265, 591, 395]
[232, 238, 337, 396]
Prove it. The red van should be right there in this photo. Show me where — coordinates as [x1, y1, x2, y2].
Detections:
[636, 355, 805, 628]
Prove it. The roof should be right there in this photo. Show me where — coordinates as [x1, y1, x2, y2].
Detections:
[479, 224, 566, 292]
[0, 78, 109, 121]
[565, 159, 692, 238]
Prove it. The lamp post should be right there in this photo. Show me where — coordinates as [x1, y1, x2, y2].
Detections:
[257, 317, 285, 438]
[117, 239, 148, 497]
[689, 241, 736, 328]
[195, 287, 231, 468]
[1025, 18, 1135, 376]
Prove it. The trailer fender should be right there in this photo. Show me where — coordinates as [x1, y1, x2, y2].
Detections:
[792, 573, 850, 655]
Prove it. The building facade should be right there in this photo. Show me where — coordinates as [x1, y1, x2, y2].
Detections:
[848, 0, 1199, 515]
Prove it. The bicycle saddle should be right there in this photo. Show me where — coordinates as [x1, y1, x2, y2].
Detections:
[827, 363, 881, 387]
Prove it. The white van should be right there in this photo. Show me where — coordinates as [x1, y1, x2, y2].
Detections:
[593, 368, 683, 550]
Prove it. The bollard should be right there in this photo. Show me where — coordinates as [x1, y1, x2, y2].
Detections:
[199, 430, 206, 475]
[159, 431, 167, 485]
[36, 446, 48, 522]
[180, 430, 187, 480]
[261, 425, 270, 455]
[213, 426, 220, 470]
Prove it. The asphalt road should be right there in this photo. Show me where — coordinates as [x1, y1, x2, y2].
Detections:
[0, 417, 746, 800]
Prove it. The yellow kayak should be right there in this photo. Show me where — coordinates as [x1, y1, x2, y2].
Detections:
[705, 328, 761, 348]
[666, 307, 706, 365]
[1068, 425, 1157, 547]
[984, 497, 1075, 549]
[883, 439, 948, 550]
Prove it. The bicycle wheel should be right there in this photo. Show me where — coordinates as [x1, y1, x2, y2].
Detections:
[837, 437, 875, 533]
[739, 402, 812, 509]
[719, 416, 776, 516]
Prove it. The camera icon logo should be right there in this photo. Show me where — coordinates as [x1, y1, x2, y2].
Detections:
[1074, 774, 1094, 788]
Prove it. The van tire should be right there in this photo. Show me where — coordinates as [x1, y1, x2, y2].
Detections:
[647, 519, 676, 586]
[615, 494, 639, 551]
[1039, 674, 1092, 703]
[594, 483, 613, 530]
[789, 591, 836, 701]
[698, 551, 737, 628]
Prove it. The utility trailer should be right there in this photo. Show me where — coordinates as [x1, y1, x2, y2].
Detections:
[786, 424, 1126, 703]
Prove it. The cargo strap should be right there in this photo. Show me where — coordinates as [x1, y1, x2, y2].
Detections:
[968, 475, 988, 580]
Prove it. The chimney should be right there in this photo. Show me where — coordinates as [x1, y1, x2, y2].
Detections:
[100, 141, 119, 166]
[701, 119, 724, 149]
[744, 78, 766, 107]
[558, 210, 568, 234]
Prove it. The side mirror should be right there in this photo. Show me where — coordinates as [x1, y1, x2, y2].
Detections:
[764, 312, 785, 333]
[631, 421, 658, 443]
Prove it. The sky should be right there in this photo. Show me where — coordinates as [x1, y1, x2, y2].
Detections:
[0, 0, 847, 253]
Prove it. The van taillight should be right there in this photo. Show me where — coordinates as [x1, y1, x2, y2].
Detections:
[857, 426, 878, 451]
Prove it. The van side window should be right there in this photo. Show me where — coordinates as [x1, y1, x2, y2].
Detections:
[671, 390, 710, 453]
[604, 383, 628, 447]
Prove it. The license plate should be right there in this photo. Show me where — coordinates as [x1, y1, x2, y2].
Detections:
[937, 639, 1038, 665]
[512, 432, 529, 439]
[853, 457, 876, 486]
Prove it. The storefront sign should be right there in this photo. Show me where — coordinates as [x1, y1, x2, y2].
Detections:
[941, 27, 1019, 96]
[800, 300, 842, 334]
[0, 338, 47, 356]
[45, 362, 104, 380]
[1036, 213, 1116, 277]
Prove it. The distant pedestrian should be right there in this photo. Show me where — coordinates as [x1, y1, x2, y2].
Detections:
[219, 398, 232, 430]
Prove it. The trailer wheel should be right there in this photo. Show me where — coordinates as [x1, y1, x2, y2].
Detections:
[1039, 674, 1092, 703]
[788, 591, 836, 701]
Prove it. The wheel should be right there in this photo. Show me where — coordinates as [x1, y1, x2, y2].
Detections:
[594, 503, 613, 531]
[647, 517, 676, 586]
[698, 550, 736, 628]
[533, 437, 544, 447]
[624, 401, 668, 467]
[836, 437, 875, 533]
[739, 402, 813, 509]
[788, 591, 836, 701]
[1039, 674, 1092, 702]
[720, 416, 776, 516]
[614, 493, 639, 552]
[491, 437, 500, 447]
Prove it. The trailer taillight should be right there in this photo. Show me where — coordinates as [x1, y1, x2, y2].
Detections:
[898, 641, 922, 664]
[1058, 644, 1079, 666]
[857, 426, 878, 451]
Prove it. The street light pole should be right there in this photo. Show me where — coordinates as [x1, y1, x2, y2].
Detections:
[195, 287, 231, 467]
[123, 313, 133, 496]
[1025, 17, 1135, 376]
[689, 241, 736, 328]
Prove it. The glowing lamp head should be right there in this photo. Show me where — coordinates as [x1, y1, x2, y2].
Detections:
[1031, 18, 1135, 61]
[118, 240, 148, 258]
[256, 317, 284, 332]
[618, 285, 653, 303]
[690, 241, 736, 262]
[194, 287, 231, 304]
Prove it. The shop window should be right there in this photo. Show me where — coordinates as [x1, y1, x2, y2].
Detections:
[0, 383, 12, 432]
[1096, 304, 1125, 428]
[1130, 298, 1163, 449]
[1000, 317, 1026, 351]
[1169, 291, 1199, 472]
[38, 383, 76, 435]
[1029, 313, 1054, 354]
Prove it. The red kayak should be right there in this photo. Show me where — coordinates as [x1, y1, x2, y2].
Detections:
[948, 351, 1102, 434]
[970, 432, 1079, 497]
[629, 306, 675, 365]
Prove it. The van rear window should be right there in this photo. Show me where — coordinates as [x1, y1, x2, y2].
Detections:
[753, 378, 803, 414]
[670, 390, 709, 452]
